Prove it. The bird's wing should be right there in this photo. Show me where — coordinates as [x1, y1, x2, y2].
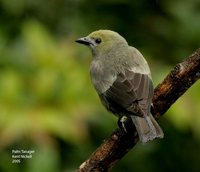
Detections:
[100, 70, 153, 117]
[99, 46, 154, 117]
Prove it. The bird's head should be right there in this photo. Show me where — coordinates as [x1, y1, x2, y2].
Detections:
[76, 30, 128, 57]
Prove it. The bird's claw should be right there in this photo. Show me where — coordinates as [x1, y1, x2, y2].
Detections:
[118, 116, 128, 133]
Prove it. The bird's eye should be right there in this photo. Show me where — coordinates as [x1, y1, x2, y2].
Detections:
[95, 38, 102, 44]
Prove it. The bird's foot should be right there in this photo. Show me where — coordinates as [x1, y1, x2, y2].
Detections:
[118, 116, 128, 133]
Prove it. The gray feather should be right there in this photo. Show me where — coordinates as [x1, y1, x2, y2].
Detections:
[99, 70, 153, 117]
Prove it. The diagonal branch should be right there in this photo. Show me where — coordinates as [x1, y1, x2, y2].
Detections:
[76, 48, 200, 172]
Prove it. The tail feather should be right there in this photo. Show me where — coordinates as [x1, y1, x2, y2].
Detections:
[131, 114, 164, 143]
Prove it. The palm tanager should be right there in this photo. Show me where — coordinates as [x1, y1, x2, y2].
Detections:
[76, 30, 164, 143]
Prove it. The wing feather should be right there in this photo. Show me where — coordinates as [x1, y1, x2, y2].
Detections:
[100, 70, 153, 117]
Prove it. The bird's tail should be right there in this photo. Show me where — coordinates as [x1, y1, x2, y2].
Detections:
[131, 114, 164, 143]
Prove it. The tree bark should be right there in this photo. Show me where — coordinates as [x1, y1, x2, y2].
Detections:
[76, 48, 200, 172]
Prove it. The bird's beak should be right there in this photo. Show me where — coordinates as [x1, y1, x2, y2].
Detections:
[75, 37, 93, 46]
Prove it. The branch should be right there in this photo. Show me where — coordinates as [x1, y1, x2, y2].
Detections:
[76, 48, 200, 172]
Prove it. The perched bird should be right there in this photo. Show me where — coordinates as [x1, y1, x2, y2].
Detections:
[76, 30, 164, 143]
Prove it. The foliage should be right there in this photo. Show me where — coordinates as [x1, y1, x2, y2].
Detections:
[0, 0, 200, 171]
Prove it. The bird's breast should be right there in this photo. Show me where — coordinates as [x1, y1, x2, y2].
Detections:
[90, 60, 117, 94]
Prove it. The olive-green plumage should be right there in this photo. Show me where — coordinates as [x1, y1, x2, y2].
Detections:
[76, 30, 164, 143]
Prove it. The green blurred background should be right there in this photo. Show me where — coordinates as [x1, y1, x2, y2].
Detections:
[0, 0, 200, 171]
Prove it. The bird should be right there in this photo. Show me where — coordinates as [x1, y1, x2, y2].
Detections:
[76, 30, 164, 143]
